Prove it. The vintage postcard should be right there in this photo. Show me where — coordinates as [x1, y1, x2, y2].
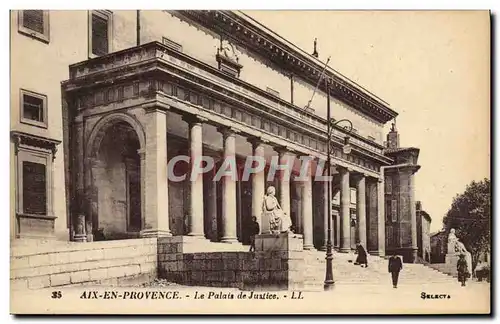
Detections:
[9, 9, 491, 315]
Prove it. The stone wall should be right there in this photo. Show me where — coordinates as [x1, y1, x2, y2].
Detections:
[157, 235, 305, 290]
[10, 238, 157, 290]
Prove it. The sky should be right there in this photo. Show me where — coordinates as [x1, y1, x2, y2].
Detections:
[243, 10, 490, 232]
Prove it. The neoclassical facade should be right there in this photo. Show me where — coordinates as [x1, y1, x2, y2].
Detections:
[11, 10, 424, 261]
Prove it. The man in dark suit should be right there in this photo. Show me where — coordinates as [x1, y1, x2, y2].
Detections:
[249, 216, 260, 253]
[388, 252, 403, 288]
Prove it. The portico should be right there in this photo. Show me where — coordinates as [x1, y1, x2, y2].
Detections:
[62, 41, 393, 253]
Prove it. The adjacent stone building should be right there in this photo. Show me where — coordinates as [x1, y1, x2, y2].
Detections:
[10, 10, 428, 261]
[416, 201, 432, 263]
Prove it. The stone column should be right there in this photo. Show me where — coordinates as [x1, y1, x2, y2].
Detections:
[277, 148, 292, 218]
[140, 105, 171, 237]
[377, 177, 386, 256]
[301, 159, 314, 250]
[248, 138, 266, 231]
[366, 179, 378, 255]
[356, 174, 367, 249]
[339, 167, 351, 252]
[73, 115, 87, 242]
[138, 149, 146, 232]
[334, 209, 340, 249]
[320, 177, 329, 251]
[410, 173, 418, 262]
[184, 115, 206, 238]
[219, 127, 238, 243]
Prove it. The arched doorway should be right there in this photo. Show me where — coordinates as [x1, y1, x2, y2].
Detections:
[85, 114, 145, 241]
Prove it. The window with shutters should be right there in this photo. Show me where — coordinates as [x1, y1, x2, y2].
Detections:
[22, 161, 47, 215]
[18, 10, 50, 43]
[20, 89, 47, 128]
[88, 10, 112, 57]
[12, 131, 59, 238]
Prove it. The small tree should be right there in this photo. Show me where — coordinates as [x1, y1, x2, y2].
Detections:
[443, 178, 490, 271]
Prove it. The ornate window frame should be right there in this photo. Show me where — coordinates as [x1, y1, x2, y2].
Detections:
[88, 10, 113, 58]
[12, 131, 60, 238]
[17, 10, 50, 43]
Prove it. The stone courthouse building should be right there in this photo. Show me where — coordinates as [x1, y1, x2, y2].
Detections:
[10, 10, 428, 263]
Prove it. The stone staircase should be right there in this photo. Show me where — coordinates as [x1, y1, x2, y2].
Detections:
[300, 250, 457, 291]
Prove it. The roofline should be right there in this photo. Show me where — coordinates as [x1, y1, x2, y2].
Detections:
[235, 11, 391, 105]
[176, 10, 399, 124]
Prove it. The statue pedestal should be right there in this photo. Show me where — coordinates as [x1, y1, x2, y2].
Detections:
[445, 254, 459, 276]
[255, 232, 304, 253]
[261, 212, 271, 234]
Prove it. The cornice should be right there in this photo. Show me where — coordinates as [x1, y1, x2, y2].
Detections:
[62, 41, 394, 170]
[11, 131, 61, 159]
[177, 10, 398, 124]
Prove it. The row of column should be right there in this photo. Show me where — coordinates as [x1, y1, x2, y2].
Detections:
[138, 108, 386, 255]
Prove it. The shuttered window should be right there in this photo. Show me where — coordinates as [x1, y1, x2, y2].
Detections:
[22, 161, 47, 215]
[22, 10, 44, 34]
[18, 10, 49, 42]
[91, 13, 109, 56]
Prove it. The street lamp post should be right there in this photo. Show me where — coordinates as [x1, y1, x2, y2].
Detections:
[324, 78, 353, 291]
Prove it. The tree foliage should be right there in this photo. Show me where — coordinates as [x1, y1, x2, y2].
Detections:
[443, 178, 491, 269]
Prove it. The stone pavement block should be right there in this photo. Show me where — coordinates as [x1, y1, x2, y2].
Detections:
[259, 271, 270, 282]
[222, 270, 236, 282]
[37, 265, 62, 276]
[86, 249, 104, 261]
[89, 268, 108, 281]
[204, 271, 222, 282]
[193, 253, 206, 259]
[224, 258, 239, 270]
[191, 271, 204, 283]
[28, 254, 51, 267]
[70, 270, 90, 284]
[123, 265, 141, 276]
[242, 259, 259, 271]
[140, 262, 156, 274]
[78, 260, 104, 271]
[107, 266, 126, 278]
[68, 251, 88, 263]
[28, 275, 50, 289]
[200, 259, 212, 270]
[221, 252, 239, 259]
[11, 256, 30, 270]
[48, 252, 71, 265]
[211, 259, 225, 271]
[50, 273, 71, 286]
[11, 266, 39, 279]
[103, 248, 124, 260]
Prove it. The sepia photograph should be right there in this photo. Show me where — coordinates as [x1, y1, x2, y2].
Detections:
[8, 6, 491, 315]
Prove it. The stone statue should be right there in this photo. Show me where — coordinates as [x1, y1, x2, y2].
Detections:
[447, 228, 472, 276]
[262, 186, 292, 234]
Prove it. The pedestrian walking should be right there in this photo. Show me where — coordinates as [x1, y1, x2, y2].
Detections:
[457, 253, 470, 287]
[249, 216, 260, 253]
[354, 242, 368, 268]
[388, 252, 403, 288]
